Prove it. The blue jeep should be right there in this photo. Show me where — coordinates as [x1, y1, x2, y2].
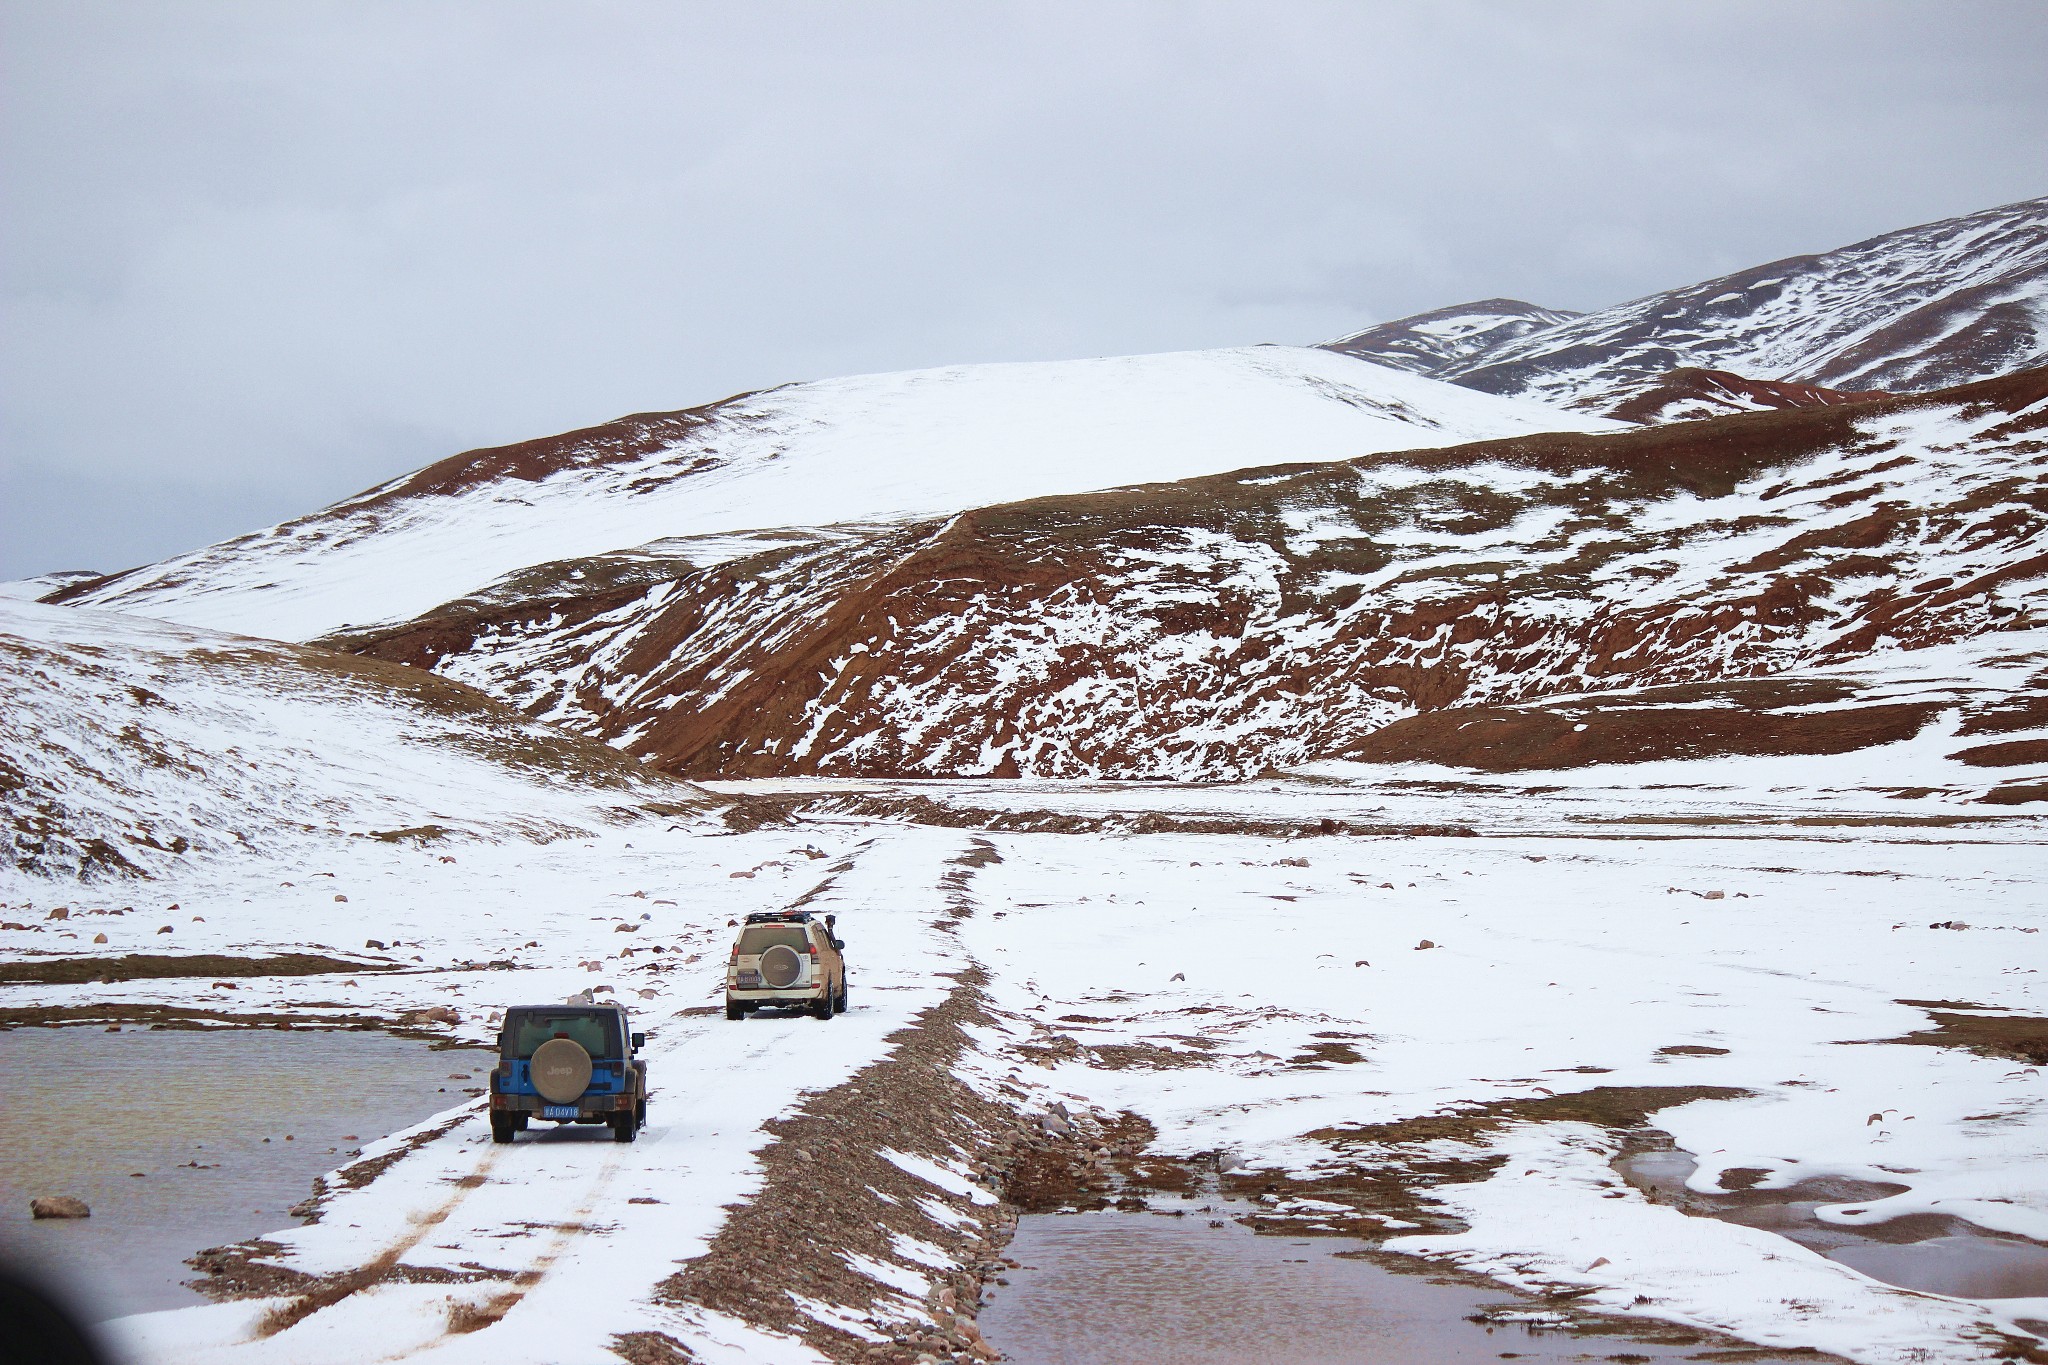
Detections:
[489, 1003, 648, 1143]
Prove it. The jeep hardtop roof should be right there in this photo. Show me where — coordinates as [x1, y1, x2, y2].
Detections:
[743, 910, 823, 926]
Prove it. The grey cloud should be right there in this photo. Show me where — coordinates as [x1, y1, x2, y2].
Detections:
[4, 0, 2044, 578]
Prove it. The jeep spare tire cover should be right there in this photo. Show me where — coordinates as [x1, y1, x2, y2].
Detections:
[530, 1037, 593, 1104]
[760, 943, 804, 989]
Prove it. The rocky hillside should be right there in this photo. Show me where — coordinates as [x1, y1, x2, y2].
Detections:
[46, 347, 1616, 643]
[331, 369, 2048, 785]
[1327, 196, 2048, 413]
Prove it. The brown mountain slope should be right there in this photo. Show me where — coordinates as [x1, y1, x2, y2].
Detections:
[333, 369, 2048, 781]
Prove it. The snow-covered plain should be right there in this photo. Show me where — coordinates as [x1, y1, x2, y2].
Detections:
[4, 600, 2046, 1365]
[56, 346, 1620, 642]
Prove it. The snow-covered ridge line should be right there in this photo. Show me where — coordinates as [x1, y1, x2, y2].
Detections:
[50, 347, 1621, 644]
[1329, 196, 2048, 413]
[1445, 195, 2048, 407]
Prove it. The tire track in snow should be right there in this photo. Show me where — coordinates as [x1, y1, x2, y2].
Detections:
[425, 1157, 623, 1348]
[257, 1144, 509, 1337]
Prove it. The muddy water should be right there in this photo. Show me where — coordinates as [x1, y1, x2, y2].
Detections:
[0, 1027, 486, 1321]
[980, 1206, 1822, 1364]
[1619, 1147, 2048, 1300]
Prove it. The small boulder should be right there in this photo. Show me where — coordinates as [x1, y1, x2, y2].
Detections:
[92, 933, 108, 945]
[156, 925, 174, 935]
[1415, 939, 1437, 950]
[31, 1196, 89, 1219]
[46, 908, 68, 921]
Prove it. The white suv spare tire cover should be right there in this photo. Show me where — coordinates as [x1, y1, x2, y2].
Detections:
[760, 943, 804, 989]
[531, 1037, 593, 1104]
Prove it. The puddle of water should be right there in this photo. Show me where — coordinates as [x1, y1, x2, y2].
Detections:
[1617, 1147, 2048, 1301]
[1830, 1237, 2048, 1301]
[0, 1026, 486, 1320]
[980, 1206, 1816, 1364]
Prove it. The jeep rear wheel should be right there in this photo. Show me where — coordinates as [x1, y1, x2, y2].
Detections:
[490, 1112, 518, 1144]
[725, 998, 744, 1021]
[810, 994, 832, 1021]
[833, 977, 848, 1013]
[610, 1114, 637, 1143]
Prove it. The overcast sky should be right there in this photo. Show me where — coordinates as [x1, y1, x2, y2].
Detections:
[3, 1, 2044, 580]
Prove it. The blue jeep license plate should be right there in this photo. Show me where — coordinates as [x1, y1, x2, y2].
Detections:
[542, 1104, 578, 1119]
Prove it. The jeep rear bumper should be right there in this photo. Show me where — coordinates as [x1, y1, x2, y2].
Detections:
[726, 984, 828, 1003]
[490, 1091, 636, 1116]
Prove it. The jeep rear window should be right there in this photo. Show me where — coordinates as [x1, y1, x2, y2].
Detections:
[507, 1011, 619, 1059]
[737, 925, 807, 953]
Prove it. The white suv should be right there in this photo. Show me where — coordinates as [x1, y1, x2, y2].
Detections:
[725, 911, 847, 1021]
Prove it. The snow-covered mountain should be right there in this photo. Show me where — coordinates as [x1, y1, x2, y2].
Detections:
[1320, 299, 1581, 376]
[1327, 196, 2048, 413]
[48, 347, 1619, 643]
[337, 368, 2048, 783]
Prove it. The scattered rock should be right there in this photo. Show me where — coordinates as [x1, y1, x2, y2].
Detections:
[333, 895, 348, 903]
[1415, 939, 1437, 950]
[31, 1196, 89, 1219]
[93, 933, 108, 944]
[156, 925, 174, 935]
[365, 939, 386, 949]
[46, 908, 68, 921]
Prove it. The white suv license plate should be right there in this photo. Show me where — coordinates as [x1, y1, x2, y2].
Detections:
[542, 1104, 578, 1119]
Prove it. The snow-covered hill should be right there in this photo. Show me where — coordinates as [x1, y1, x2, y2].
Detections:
[1320, 299, 1580, 376]
[1448, 196, 2048, 404]
[0, 598, 703, 881]
[337, 368, 2048, 783]
[1328, 196, 2048, 412]
[49, 347, 1620, 643]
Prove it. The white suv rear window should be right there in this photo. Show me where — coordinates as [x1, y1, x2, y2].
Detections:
[737, 925, 807, 953]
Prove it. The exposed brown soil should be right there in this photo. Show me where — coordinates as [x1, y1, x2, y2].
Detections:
[1341, 680, 1940, 771]
[1601, 367, 1890, 425]
[1950, 737, 2048, 768]
[1881, 1009, 2048, 1066]
[0, 952, 401, 986]
[0, 1002, 462, 1041]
